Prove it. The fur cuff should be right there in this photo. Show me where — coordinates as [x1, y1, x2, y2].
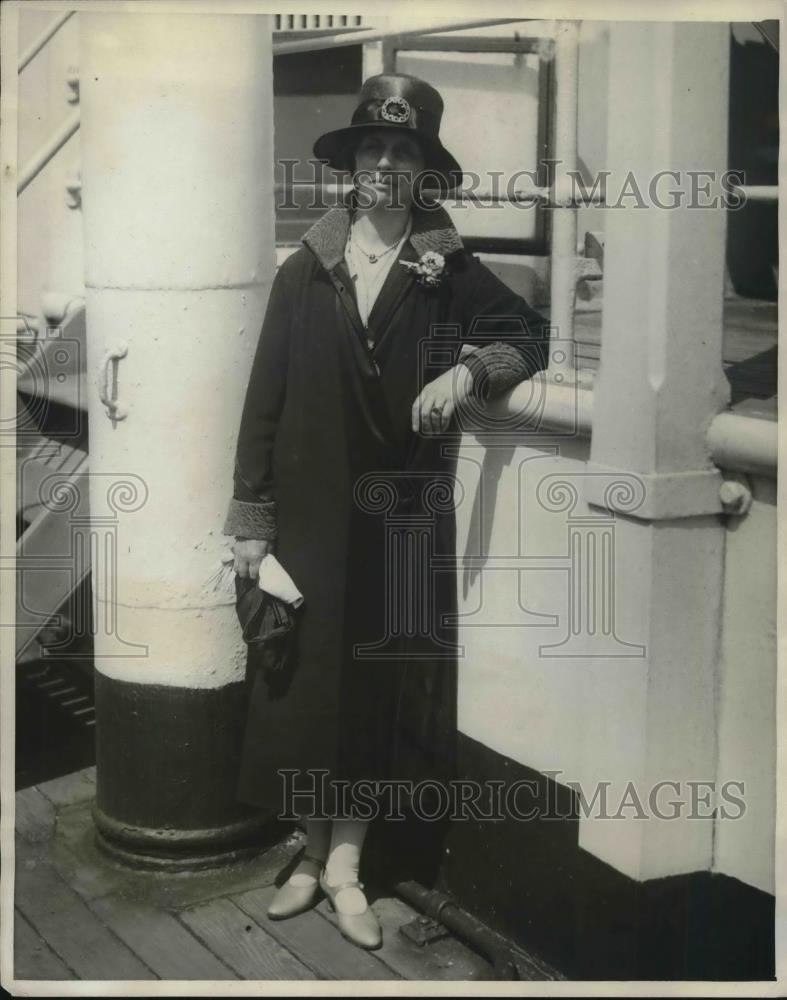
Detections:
[460, 342, 537, 401]
[223, 498, 277, 540]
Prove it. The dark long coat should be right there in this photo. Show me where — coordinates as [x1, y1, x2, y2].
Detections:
[226, 200, 549, 819]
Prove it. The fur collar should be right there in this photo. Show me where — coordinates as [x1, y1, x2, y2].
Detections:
[301, 197, 465, 271]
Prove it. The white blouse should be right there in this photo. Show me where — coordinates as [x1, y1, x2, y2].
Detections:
[345, 217, 413, 341]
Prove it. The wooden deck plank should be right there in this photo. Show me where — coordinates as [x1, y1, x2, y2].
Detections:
[233, 884, 398, 981]
[44, 800, 127, 903]
[35, 767, 96, 809]
[88, 895, 239, 981]
[178, 897, 315, 981]
[14, 909, 75, 980]
[312, 894, 492, 982]
[15, 786, 57, 844]
[14, 837, 155, 980]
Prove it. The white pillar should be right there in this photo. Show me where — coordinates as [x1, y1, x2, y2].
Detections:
[580, 22, 731, 879]
[80, 11, 276, 867]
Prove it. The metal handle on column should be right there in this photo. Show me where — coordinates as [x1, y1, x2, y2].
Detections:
[98, 342, 129, 421]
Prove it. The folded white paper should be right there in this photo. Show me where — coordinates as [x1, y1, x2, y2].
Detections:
[217, 548, 304, 607]
[256, 553, 304, 608]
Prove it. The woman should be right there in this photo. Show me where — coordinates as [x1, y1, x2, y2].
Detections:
[224, 73, 549, 950]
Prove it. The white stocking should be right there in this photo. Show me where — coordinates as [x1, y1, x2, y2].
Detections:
[324, 818, 370, 914]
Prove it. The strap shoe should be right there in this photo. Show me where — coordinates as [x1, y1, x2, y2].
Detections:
[267, 852, 325, 920]
[318, 870, 382, 950]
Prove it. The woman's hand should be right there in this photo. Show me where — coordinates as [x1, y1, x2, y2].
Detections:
[233, 537, 272, 579]
[411, 363, 474, 434]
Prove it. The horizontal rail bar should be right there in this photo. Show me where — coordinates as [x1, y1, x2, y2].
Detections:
[706, 411, 777, 477]
[393, 34, 547, 55]
[17, 110, 80, 195]
[18, 10, 75, 73]
[273, 180, 548, 204]
[484, 379, 776, 479]
[490, 375, 595, 437]
[273, 18, 521, 55]
[731, 184, 778, 202]
[276, 180, 778, 209]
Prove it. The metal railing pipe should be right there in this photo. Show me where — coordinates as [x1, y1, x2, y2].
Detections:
[477, 375, 595, 438]
[277, 180, 772, 209]
[489, 383, 775, 481]
[272, 180, 549, 204]
[707, 411, 777, 478]
[507, 376, 594, 436]
[548, 20, 581, 380]
[273, 18, 519, 55]
[17, 110, 80, 195]
[731, 184, 778, 202]
[18, 10, 75, 73]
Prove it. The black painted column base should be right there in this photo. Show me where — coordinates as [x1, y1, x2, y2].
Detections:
[93, 672, 279, 871]
[92, 804, 275, 872]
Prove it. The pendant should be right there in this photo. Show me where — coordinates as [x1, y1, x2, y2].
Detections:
[369, 254, 378, 264]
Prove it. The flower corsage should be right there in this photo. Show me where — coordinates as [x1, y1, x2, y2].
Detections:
[401, 250, 447, 288]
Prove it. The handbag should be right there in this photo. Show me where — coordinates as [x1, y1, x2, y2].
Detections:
[234, 574, 299, 676]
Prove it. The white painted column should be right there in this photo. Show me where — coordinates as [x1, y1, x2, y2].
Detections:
[80, 11, 276, 867]
[581, 22, 731, 879]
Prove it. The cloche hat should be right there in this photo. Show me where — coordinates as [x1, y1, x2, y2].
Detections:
[313, 73, 464, 194]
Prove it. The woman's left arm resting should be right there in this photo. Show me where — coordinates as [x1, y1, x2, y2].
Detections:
[412, 253, 550, 433]
[455, 253, 550, 402]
